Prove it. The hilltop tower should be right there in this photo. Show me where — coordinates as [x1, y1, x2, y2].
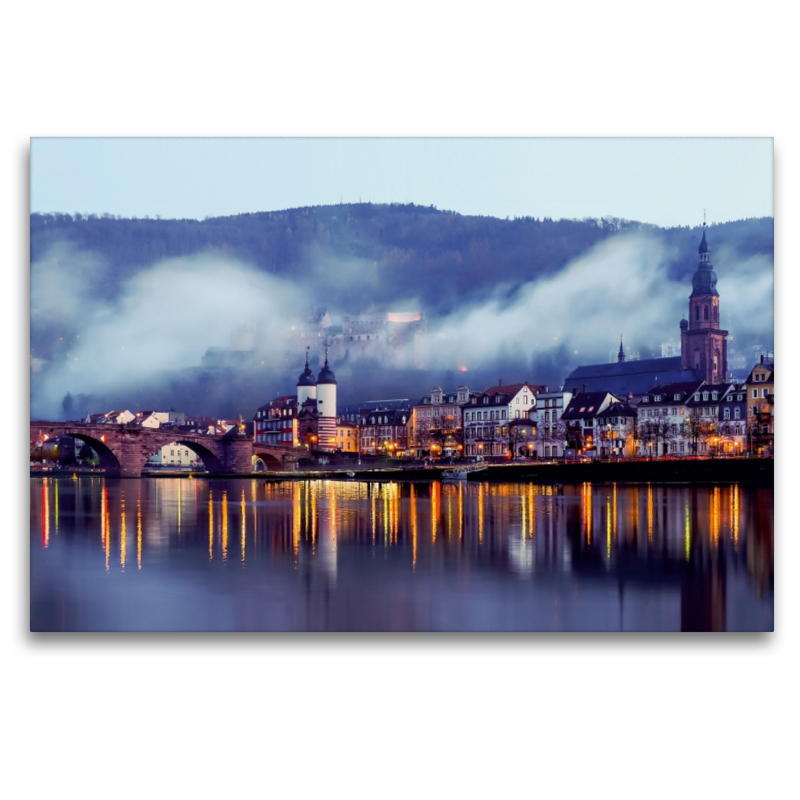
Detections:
[680, 223, 728, 383]
[316, 347, 338, 452]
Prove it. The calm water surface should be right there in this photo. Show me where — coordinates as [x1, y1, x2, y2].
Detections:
[30, 477, 773, 631]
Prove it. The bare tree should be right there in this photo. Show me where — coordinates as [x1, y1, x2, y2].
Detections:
[683, 413, 713, 456]
[638, 417, 675, 458]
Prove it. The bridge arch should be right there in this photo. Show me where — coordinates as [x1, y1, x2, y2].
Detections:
[253, 450, 286, 472]
[145, 438, 225, 473]
[64, 433, 124, 476]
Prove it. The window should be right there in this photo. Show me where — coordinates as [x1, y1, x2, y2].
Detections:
[724, 408, 730, 419]
[704, 306, 709, 320]
[712, 392, 718, 401]
[763, 389, 769, 398]
[674, 394, 681, 401]
[680, 407, 685, 415]
[703, 392, 709, 401]
[752, 389, 757, 399]
[695, 307, 700, 320]
[734, 408, 740, 419]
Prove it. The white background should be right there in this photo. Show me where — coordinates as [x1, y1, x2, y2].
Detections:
[4, 2, 795, 798]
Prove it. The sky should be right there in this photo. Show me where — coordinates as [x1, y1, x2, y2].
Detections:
[30, 137, 773, 227]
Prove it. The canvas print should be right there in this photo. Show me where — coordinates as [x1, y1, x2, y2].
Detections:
[29, 137, 774, 631]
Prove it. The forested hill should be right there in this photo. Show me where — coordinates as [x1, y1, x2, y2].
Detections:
[30, 204, 773, 315]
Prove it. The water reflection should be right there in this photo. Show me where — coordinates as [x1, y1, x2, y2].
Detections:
[31, 478, 773, 632]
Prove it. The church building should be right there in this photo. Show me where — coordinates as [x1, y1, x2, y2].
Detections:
[563, 224, 728, 397]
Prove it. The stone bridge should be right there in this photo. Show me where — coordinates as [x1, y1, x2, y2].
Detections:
[30, 421, 304, 478]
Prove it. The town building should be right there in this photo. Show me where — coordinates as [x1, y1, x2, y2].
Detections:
[534, 389, 573, 460]
[636, 381, 703, 457]
[718, 386, 748, 455]
[336, 421, 359, 453]
[508, 416, 536, 459]
[462, 381, 545, 461]
[560, 391, 621, 458]
[410, 386, 472, 458]
[745, 357, 774, 455]
[145, 444, 201, 469]
[84, 410, 136, 425]
[358, 400, 412, 456]
[595, 399, 638, 458]
[685, 382, 738, 456]
[254, 396, 298, 447]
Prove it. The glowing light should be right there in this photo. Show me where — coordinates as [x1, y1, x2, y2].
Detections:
[241, 489, 246, 564]
[431, 481, 439, 544]
[41, 480, 49, 548]
[478, 483, 484, 544]
[222, 490, 228, 562]
[208, 489, 214, 561]
[292, 483, 301, 561]
[685, 501, 691, 560]
[410, 484, 418, 569]
[120, 494, 127, 570]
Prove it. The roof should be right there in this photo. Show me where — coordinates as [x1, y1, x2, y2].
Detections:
[686, 383, 737, 407]
[481, 382, 546, 398]
[561, 392, 615, 420]
[360, 407, 411, 425]
[596, 401, 637, 418]
[699, 228, 709, 253]
[564, 357, 700, 397]
[640, 381, 704, 403]
[360, 399, 411, 411]
[257, 395, 297, 412]
[745, 364, 774, 383]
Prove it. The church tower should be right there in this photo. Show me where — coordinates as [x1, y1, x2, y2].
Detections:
[680, 223, 728, 383]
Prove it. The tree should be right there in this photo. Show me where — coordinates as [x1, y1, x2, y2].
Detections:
[638, 416, 675, 458]
[683, 413, 713, 456]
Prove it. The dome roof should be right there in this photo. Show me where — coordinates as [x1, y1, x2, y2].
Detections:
[297, 351, 316, 386]
[317, 364, 337, 384]
[297, 366, 316, 386]
[680, 318, 689, 330]
[317, 348, 337, 384]
[691, 263, 718, 297]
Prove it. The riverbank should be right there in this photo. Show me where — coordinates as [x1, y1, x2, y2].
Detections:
[33, 457, 773, 485]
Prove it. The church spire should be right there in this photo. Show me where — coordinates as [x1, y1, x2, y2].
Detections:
[618, 336, 626, 363]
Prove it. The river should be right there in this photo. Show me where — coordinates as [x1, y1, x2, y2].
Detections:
[30, 477, 773, 632]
